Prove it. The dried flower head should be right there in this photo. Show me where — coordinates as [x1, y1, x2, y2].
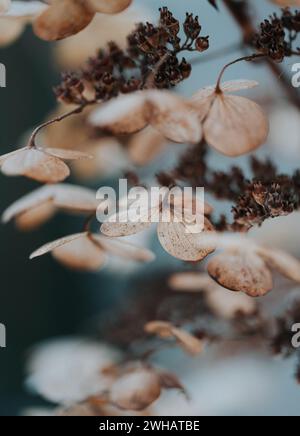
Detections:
[0, 146, 91, 183]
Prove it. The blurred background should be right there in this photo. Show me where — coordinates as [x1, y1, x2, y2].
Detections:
[0, 0, 300, 416]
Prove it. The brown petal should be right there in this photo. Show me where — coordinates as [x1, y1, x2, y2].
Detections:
[1, 148, 70, 183]
[15, 201, 56, 232]
[203, 94, 269, 157]
[207, 250, 273, 297]
[89, 92, 149, 134]
[100, 213, 152, 237]
[43, 148, 93, 160]
[88, 0, 132, 14]
[2, 185, 54, 224]
[33, 0, 94, 41]
[52, 184, 98, 212]
[257, 246, 300, 283]
[52, 235, 107, 271]
[128, 127, 167, 166]
[157, 217, 215, 262]
[110, 369, 161, 411]
[92, 235, 155, 263]
[145, 321, 203, 355]
[148, 90, 202, 144]
[30, 233, 87, 259]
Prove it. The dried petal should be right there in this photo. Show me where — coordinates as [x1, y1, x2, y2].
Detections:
[257, 246, 300, 283]
[148, 90, 202, 144]
[15, 201, 56, 232]
[30, 233, 87, 259]
[1, 148, 70, 183]
[33, 0, 94, 41]
[92, 235, 155, 263]
[88, 0, 132, 14]
[203, 94, 269, 157]
[128, 127, 167, 166]
[207, 250, 273, 297]
[0, 0, 10, 13]
[157, 216, 215, 262]
[89, 93, 149, 134]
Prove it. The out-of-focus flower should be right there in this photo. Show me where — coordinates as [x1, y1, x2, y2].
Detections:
[169, 272, 257, 319]
[30, 232, 155, 271]
[33, 0, 133, 41]
[90, 80, 269, 157]
[89, 90, 202, 145]
[145, 321, 204, 355]
[26, 338, 120, 405]
[0, 1, 46, 47]
[191, 80, 269, 156]
[105, 363, 185, 411]
[195, 233, 300, 297]
[55, 6, 148, 69]
[101, 189, 215, 262]
[2, 184, 101, 231]
[0, 146, 91, 183]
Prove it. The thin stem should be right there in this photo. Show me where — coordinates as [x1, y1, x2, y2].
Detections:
[191, 42, 243, 66]
[215, 53, 265, 93]
[27, 100, 96, 148]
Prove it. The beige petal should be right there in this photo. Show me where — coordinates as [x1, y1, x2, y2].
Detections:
[110, 369, 161, 411]
[43, 148, 93, 161]
[257, 246, 300, 283]
[148, 90, 202, 144]
[171, 327, 204, 355]
[192, 80, 259, 103]
[128, 127, 167, 166]
[169, 272, 212, 292]
[52, 184, 98, 212]
[30, 233, 87, 259]
[89, 93, 149, 134]
[1, 148, 70, 183]
[100, 211, 153, 237]
[0, 148, 25, 165]
[16, 201, 56, 232]
[92, 235, 155, 263]
[207, 251, 273, 297]
[157, 216, 215, 262]
[4, 1, 46, 17]
[52, 235, 107, 271]
[2, 185, 54, 224]
[88, 0, 132, 14]
[145, 321, 203, 355]
[203, 94, 269, 157]
[33, 0, 94, 41]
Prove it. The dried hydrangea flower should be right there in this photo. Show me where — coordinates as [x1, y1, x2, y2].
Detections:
[30, 232, 155, 271]
[191, 80, 269, 157]
[144, 321, 204, 355]
[89, 90, 202, 145]
[2, 184, 101, 231]
[33, 0, 133, 41]
[197, 233, 300, 297]
[169, 272, 257, 319]
[26, 338, 119, 405]
[0, 146, 91, 183]
[101, 190, 215, 262]
[0, 1, 46, 46]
